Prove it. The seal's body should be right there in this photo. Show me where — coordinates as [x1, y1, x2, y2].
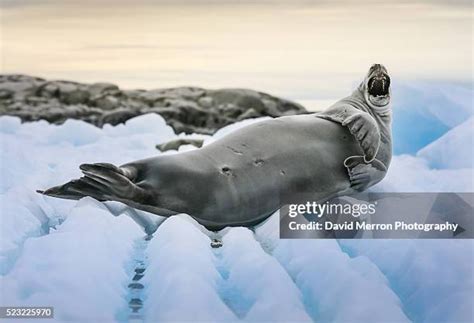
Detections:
[39, 64, 392, 229]
[120, 116, 361, 227]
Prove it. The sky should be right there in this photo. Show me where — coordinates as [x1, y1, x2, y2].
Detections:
[0, 0, 472, 107]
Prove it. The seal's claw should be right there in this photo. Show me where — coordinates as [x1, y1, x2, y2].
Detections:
[356, 127, 368, 141]
[366, 147, 376, 161]
[361, 139, 370, 150]
[346, 161, 387, 192]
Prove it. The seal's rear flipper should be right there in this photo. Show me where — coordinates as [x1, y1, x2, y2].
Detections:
[38, 162, 149, 208]
[37, 178, 107, 201]
[80, 163, 135, 198]
[79, 163, 151, 204]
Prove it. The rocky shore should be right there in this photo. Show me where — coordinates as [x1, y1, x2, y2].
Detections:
[0, 74, 307, 135]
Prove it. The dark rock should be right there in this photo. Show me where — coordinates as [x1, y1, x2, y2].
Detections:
[209, 89, 265, 113]
[139, 90, 167, 105]
[37, 82, 59, 98]
[198, 96, 214, 108]
[0, 78, 40, 100]
[219, 104, 243, 119]
[0, 89, 14, 100]
[156, 138, 204, 152]
[237, 108, 261, 121]
[88, 82, 119, 96]
[44, 107, 67, 123]
[100, 109, 139, 125]
[0, 74, 308, 135]
[93, 95, 119, 110]
[57, 82, 90, 105]
[25, 96, 49, 105]
[261, 99, 281, 116]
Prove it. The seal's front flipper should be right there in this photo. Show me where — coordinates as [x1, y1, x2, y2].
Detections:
[37, 178, 107, 201]
[341, 113, 380, 162]
[344, 156, 387, 191]
[317, 105, 381, 162]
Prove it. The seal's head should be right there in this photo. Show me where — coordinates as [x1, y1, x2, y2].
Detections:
[362, 64, 391, 109]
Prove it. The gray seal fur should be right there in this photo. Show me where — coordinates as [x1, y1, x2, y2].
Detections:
[39, 64, 392, 230]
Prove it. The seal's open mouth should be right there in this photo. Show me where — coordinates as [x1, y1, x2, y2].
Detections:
[368, 74, 390, 97]
[365, 64, 391, 108]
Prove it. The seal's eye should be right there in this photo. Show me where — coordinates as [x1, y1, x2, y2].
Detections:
[368, 74, 390, 97]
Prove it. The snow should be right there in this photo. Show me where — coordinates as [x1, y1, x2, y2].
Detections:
[338, 239, 474, 323]
[374, 154, 474, 192]
[0, 197, 143, 322]
[219, 227, 311, 322]
[254, 215, 409, 322]
[0, 188, 56, 275]
[0, 82, 473, 323]
[273, 239, 409, 322]
[143, 215, 237, 322]
[254, 212, 474, 323]
[47, 119, 103, 146]
[0, 113, 177, 280]
[417, 117, 474, 169]
[391, 81, 473, 154]
[373, 116, 473, 192]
